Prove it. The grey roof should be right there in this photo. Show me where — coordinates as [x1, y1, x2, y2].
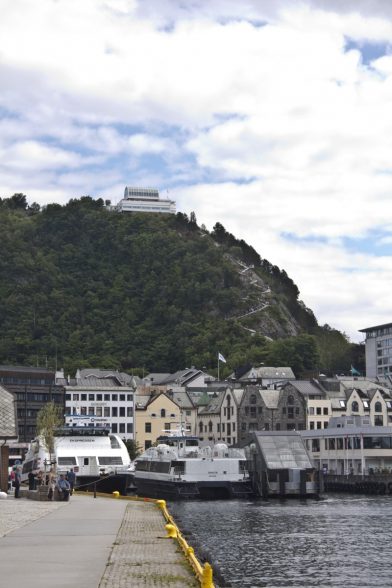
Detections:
[259, 389, 280, 409]
[286, 380, 326, 397]
[73, 369, 135, 388]
[232, 389, 244, 405]
[0, 385, 18, 440]
[0, 365, 55, 375]
[160, 369, 210, 386]
[144, 373, 171, 385]
[170, 391, 195, 409]
[198, 392, 225, 415]
[239, 366, 295, 381]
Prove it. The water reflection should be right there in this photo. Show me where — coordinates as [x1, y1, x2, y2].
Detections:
[170, 496, 392, 587]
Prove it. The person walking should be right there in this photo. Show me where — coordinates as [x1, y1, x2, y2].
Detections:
[66, 469, 76, 495]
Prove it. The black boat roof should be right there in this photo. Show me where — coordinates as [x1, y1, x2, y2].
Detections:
[54, 426, 111, 437]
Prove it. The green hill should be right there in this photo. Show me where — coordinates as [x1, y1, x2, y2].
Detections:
[0, 194, 364, 377]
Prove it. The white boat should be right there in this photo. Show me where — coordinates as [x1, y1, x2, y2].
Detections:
[21, 427, 133, 494]
[134, 431, 254, 499]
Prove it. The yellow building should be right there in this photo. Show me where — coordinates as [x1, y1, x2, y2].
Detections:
[135, 392, 183, 450]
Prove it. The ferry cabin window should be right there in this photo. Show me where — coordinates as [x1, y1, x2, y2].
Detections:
[185, 440, 198, 447]
[110, 436, 121, 448]
[99, 456, 123, 465]
[58, 457, 77, 466]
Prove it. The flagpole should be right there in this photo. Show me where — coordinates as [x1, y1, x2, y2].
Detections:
[217, 352, 220, 381]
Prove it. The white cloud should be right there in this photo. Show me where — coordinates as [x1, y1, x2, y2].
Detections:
[1, 0, 392, 340]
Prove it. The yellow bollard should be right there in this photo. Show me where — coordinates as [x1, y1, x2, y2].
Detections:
[201, 562, 213, 588]
[112, 491, 120, 498]
[156, 499, 166, 510]
[165, 523, 177, 538]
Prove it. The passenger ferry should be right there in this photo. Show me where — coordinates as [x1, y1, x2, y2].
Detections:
[134, 429, 254, 499]
[21, 427, 133, 494]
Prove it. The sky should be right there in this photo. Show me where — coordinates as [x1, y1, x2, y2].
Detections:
[1, 0, 392, 343]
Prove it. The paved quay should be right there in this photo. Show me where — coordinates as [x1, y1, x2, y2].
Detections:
[0, 494, 198, 588]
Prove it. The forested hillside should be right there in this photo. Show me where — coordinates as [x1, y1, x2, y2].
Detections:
[0, 194, 364, 377]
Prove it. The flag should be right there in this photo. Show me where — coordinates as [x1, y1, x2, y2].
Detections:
[350, 365, 360, 376]
[218, 352, 226, 363]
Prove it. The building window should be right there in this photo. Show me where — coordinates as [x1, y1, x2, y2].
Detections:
[112, 424, 118, 433]
[288, 395, 294, 405]
[288, 407, 294, 419]
[104, 394, 110, 401]
[323, 407, 328, 415]
[250, 394, 257, 404]
[81, 394, 87, 401]
[127, 407, 133, 417]
[241, 423, 246, 431]
[375, 401, 382, 413]
[89, 394, 94, 401]
[310, 422, 315, 429]
[80, 407, 87, 415]
[375, 415, 383, 426]
[316, 407, 321, 415]
[127, 423, 133, 433]
[104, 407, 110, 417]
[208, 421, 213, 433]
[308, 407, 314, 415]
[275, 423, 281, 430]
[73, 394, 79, 401]
[66, 394, 71, 401]
[119, 423, 125, 433]
[96, 407, 102, 416]
[119, 407, 125, 417]
[351, 401, 359, 412]
[145, 440, 152, 449]
[127, 394, 133, 401]
[161, 409, 166, 418]
[88, 407, 94, 416]
[164, 423, 170, 431]
[199, 422, 203, 433]
[317, 421, 322, 429]
[120, 394, 125, 401]
[112, 407, 118, 417]
[112, 394, 118, 401]
[97, 394, 102, 401]
[145, 422, 151, 433]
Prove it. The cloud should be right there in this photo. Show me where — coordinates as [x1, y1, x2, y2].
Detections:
[0, 0, 392, 341]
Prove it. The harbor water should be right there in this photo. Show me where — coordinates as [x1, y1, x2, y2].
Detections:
[170, 495, 392, 588]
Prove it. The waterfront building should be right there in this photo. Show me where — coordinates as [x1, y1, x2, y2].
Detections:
[0, 384, 18, 492]
[0, 365, 64, 447]
[359, 322, 392, 382]
[301, 415, 392, 475]
[60, 369, 135, 441]
[135, 392, 183, 450]
[197, 387, 243, 445]
[282, 380, 331, 430]
[116, 187, 176, 214]
[238, 385, 307, 443]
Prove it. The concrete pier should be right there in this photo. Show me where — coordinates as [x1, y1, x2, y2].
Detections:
[0, 495, 198, 588]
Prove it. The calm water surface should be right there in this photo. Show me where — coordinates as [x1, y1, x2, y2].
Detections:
[170, 495, 392, 588]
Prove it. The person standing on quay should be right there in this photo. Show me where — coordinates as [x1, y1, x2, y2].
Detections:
[14, 466, 22, 499]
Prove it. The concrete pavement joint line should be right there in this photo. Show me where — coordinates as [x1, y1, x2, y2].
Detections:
[99, 501, 198, 588]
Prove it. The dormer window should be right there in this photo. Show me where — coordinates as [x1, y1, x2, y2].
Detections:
[363, 401, 369, 409]
[351, 401, 359, 412]
[375, 401, 382, 413]
[339, 400, 346, 408]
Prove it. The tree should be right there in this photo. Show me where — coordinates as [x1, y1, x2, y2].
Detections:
[36, 402, 63, 468]
[124, 439, 142, 460]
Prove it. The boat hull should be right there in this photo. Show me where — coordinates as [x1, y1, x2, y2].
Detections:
[134, 476, 254, 500]
[75, 473, 134, 496]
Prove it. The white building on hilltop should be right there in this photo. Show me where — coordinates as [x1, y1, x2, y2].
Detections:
[116, 187, 176, 214]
